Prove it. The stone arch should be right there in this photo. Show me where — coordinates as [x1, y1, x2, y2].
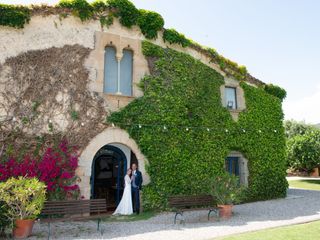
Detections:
[77, 127, 149, 199]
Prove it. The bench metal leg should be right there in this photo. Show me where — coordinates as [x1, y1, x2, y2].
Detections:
[97, 218, 103, 235]
[208, 208, 219, 220]
[174, 211, 184, 224]
[47, 222, 51, 240]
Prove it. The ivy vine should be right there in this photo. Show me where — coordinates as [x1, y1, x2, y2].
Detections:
[137, 10, 164, 39]
[59, 0, 94, 21]
[264, 84, 287, 101]
[108, 42, 288, 210]
[107, 0, 139, 28]
[162, 28, 191, 47]
[0, 4, 30, 28]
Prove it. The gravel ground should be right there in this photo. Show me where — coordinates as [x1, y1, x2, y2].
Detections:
[28, 189, 320, 240]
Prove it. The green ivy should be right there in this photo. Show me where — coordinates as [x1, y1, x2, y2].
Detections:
[0, 4, 30, 28]
[91, 0, 109, 12]
[59, 0, 94, 21]
[0, 0, 263, 85]
[108, 0, 139, 28]
[108, 42, 288, 210]
[137, 10, 164, 39]
[141, 40, 164, 58]
[264, 84, 287, 101]
[163, 28, 191, 47]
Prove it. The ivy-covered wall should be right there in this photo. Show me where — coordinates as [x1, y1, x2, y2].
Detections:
[109, 42, 288, 210]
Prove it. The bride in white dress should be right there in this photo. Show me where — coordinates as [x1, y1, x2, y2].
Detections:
[113, 169, 133, 215]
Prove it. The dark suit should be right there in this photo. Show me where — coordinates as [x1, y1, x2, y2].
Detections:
[132, 170, 143, 213]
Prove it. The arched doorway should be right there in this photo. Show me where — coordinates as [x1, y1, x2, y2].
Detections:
[90, 144, 139, 210]
[78, 127, 150, 200]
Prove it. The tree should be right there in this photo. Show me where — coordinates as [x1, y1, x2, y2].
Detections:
[284, 120, 317, 139]
[287, 131, 320, 172]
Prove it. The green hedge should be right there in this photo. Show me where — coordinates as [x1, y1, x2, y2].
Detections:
[108, 42, 288, 210]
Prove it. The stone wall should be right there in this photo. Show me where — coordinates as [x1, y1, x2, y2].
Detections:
[0, 14, 251, 198]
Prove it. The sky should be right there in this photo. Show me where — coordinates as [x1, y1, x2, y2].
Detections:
[1, 0, 320, 124]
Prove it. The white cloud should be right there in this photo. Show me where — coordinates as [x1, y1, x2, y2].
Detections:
[284, 84, 320, 124]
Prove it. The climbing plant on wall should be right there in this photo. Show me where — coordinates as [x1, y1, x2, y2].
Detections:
[0, 0, 282, 86]
[108, 42, 288, 210]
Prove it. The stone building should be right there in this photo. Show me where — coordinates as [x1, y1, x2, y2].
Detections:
[0, 2, 286, 209]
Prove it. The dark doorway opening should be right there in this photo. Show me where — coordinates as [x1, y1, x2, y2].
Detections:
[91, 145, 127, 210]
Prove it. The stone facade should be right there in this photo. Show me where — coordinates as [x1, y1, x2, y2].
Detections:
[0, 15, 255, 200]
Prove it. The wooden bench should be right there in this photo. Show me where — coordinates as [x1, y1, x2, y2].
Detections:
[40, 199, 107, 239]
[168, 195, 219, 224]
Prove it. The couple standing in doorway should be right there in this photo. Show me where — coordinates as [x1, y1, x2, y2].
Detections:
[113, 163, 143, 215]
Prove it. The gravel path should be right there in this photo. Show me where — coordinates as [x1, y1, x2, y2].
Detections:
[29, 189, 320, 240]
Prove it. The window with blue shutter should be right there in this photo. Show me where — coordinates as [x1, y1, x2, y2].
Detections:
[225, 157, 239, 176]
[120, 49, 133, 96]
[104, 46, 118, 94]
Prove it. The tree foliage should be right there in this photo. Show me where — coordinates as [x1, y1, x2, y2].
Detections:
[284, 120, 317, 139]
[286, 121, 320, 172]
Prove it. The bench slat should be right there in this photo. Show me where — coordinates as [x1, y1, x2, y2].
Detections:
[168, 195, 216, 209]
[41, 199, 107, 221]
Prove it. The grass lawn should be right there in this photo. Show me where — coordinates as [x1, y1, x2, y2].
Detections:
[288, 179, 320, 191]
[102, 211, 155, 222]
[216, 220, 320, 240]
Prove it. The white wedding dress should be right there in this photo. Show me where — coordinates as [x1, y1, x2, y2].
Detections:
[113, 175, 133, 215]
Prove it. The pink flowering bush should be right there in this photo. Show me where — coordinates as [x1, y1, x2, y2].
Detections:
[0, 140, 80, 200]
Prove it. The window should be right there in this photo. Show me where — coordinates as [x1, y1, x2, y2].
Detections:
[225, 157, 239, 176]
[103, 47, 133, 96]
[104, 46, 118, 94]
[120, 49, 133, 96]
[225, 153, 249, 186]
[225, 87, 237, 110]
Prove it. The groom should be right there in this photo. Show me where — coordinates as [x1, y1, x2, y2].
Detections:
[131, 163, 143, 214]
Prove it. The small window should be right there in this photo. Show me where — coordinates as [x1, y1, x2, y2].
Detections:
[225, 87, 237, 110]
[225, 157, 239, 176]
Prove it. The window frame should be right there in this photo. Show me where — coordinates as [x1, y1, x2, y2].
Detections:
[103, 46, 134, 97]
[224, 86, 238, 110]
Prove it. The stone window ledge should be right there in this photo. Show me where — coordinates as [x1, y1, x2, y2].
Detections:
[228, 108, 245, 114]
[104, 93, 136, 100]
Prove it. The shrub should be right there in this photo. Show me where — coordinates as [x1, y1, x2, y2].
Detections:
[0, 139, 79, 200]
[0, 177, 46, 220]
[0, 201, 10, 236]
[137, 10, 164, 39]
[209, 174, 245, 205]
